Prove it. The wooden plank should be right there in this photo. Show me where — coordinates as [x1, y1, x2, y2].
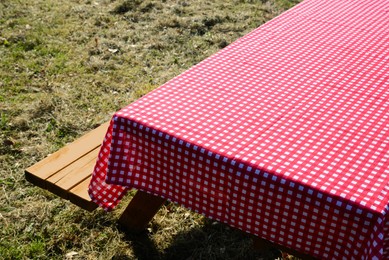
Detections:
[45, 148, 99, 199]
[46, 147, 99, 184]
[118, 190, 166, 233]
[69, 176, 98, 212]
[55, 150, 98, 190]
[25, 121, 110, 182]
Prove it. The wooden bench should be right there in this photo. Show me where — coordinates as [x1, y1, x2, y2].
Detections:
[25, 122, 110, 211]
[25, 122, 314, 259]
[24, 121, 166, 232]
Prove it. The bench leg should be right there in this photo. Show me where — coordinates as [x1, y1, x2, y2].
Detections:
[118, 190, 166, 233]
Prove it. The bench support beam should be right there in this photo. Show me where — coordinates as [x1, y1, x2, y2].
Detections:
[118, 190, 166, 234]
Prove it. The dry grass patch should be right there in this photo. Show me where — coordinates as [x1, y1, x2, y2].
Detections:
[1, 0, 302, 259]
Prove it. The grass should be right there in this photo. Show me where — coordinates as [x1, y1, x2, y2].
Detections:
[1, 0, 302, 259]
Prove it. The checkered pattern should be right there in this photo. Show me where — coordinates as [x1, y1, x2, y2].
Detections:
[89, 0, 389, 259]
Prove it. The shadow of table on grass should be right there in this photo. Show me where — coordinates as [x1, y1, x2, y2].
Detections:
[117, 219, 282, 260]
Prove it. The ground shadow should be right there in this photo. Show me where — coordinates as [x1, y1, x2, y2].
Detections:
[119, 218, 281, 260]
[119, 230, 162, 260]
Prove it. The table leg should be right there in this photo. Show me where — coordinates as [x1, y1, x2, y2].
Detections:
[252, 236, 317, 260]
[118, 190, 166, 233]
[119, 191, 316, 259]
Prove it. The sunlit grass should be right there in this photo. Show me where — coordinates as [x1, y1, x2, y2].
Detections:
[0, 0, 302, 259]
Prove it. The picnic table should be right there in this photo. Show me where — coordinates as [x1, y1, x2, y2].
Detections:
[88, 0, 389, 258]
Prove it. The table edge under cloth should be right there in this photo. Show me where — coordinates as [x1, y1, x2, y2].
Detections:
[89, 116, 389, 259]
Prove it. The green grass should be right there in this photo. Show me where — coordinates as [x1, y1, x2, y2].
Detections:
[0, 0, 302, 259]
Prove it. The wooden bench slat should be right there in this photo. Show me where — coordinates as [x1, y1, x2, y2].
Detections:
[45, 148, 100, 199]
[25, 122, 110, 181]
[69, 176, 98, 211]
[47, 147, 100, 186]
[54, 149, 99, 191]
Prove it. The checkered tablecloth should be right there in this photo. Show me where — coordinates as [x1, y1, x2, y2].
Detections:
[89, 0, 389, 258]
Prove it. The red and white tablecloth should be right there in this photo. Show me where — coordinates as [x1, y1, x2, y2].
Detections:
[89, 0, 389, 258]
